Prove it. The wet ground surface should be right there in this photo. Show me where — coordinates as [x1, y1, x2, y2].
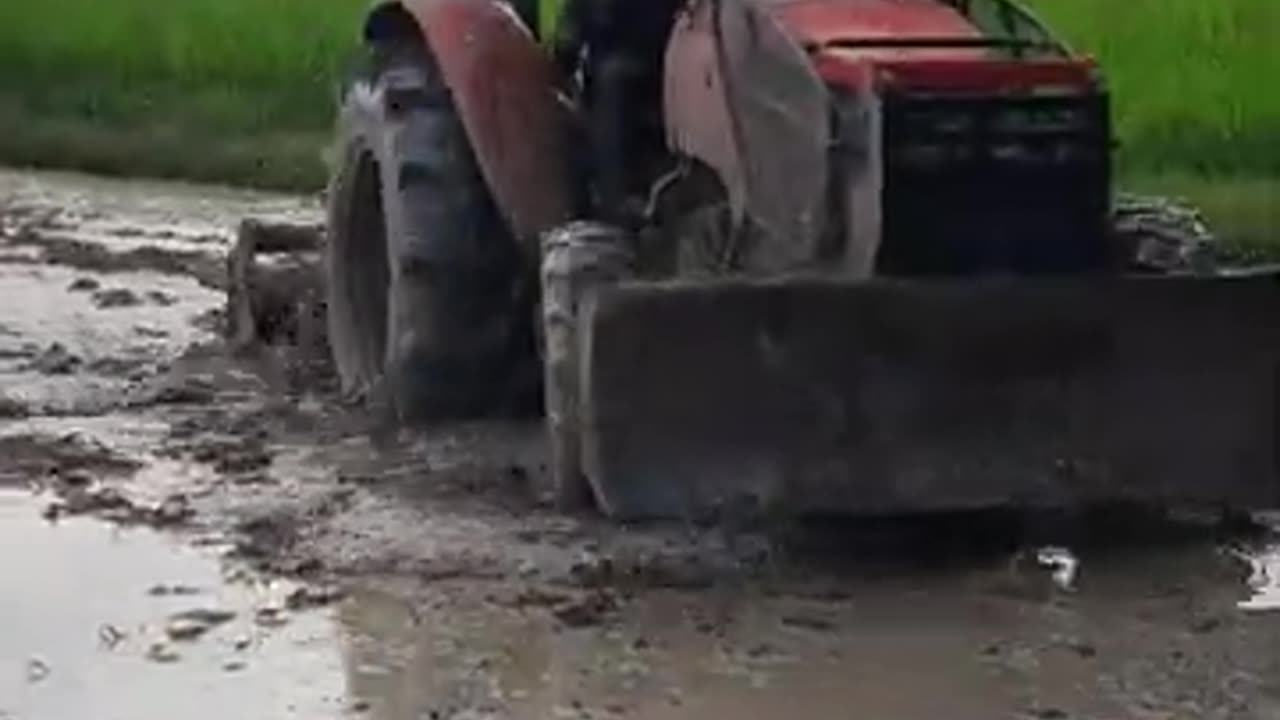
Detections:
[3, 168, 1280, 719]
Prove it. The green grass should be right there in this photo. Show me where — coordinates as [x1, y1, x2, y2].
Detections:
[1025, 0, 1280, 177]
[0, 0, 1275, 251]
[1122, 174, 1280, 257]
[0, 0, 367, 190]
[1023, 0, 1280, 249]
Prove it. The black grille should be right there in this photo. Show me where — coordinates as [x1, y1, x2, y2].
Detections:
[876, 91, 1112, 275]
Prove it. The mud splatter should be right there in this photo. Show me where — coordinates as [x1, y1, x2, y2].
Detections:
[91, 287, 143, 309]
[0, 432, 142, 485]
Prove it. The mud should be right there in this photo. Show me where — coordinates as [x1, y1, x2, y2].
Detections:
[2, 167, 1280, 719]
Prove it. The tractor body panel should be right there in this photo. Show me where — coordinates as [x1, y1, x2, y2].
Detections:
[661, 0, 1112, 277]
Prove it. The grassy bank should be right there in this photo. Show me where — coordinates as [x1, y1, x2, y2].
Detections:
[1123, 174, 1280, 259]
[1027, 0, 1280, 178]
[1025, 0, 1280, 248]
[0, 0, 366, 190]
[0, 0, 1275, 245]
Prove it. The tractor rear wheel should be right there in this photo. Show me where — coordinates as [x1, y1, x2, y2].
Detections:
[325, 42, 539, 422]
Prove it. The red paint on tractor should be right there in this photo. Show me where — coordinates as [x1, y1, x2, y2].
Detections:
[748, 0, 1098, 94]
[769, 0, 982, 48]
[395, 0, 574, 248]
[816, 56, 1099, 93]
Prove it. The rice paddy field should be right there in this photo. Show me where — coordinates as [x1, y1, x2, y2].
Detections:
[0, 0, 368, 189]
[0, 0, 1275, 245]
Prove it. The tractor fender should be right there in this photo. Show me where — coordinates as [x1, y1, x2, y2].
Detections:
[664, 0, 830, 272]
[367, 0, 576, 250]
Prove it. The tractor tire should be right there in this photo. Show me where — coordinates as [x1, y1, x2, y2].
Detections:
[325, 42, 539, 423]
[1111, 193, 1220, 274]
[540, 221, 636, 510]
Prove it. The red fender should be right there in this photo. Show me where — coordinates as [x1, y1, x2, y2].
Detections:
[664, 0, 829, 270]
[382, 0, 576, 248]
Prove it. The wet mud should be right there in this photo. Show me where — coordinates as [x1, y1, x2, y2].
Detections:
[2, 168, 1280, 719]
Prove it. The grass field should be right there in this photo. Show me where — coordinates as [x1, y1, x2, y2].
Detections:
[1027, 0, 1280, 178]
[0, 0, 367, 189]
[0, 0, 1275, 243]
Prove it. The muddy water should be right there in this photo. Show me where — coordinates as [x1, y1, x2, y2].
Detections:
[330, 540, 1280, 720]
[3, 167, 1280, 719]
[0, 491, 347, 720]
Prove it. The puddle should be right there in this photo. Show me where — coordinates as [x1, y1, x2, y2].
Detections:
[0, 167, 317, 248]
[333, 586, 1050, 720]
[0, 490, 349, 720]
[328, 574, 1210, 720]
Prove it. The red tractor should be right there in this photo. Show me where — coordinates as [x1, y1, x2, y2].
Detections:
[323, 0, 1280, 520]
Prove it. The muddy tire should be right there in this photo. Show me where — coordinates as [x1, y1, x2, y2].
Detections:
[325, 42, 539, 422]
[1111, 193, 1220, 274]
[540, 222, 635, 510]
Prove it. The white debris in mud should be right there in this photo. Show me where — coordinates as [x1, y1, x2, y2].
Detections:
[1231, 544, 1280, 612]
[1035, 546, 1079, 592]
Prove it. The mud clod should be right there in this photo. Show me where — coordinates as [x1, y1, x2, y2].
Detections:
[1060, 638, 1098, 659]
[780, 614, 836, 632]
[25, 658, 50, 683]
[47, 485, 131, 517]
[1189, 614, 1225, 634]
[254, 607, 290, 628]
[98, 624, 126, 649]
[44, 481, 193, 528]
[91, 287, 142, 309]
[134, 324, 170, 339]
[146, 290, 177, 306]
[0, 343, 40, 361]
[87, 356, 149, 379]
[148, 374, 217, 405]
[217, 449, 272, 476]
[147, 584, 201, 597]
[54, 468, 95, 490]
[0, 394, 29, 418]
[146, 642, 181, 663]
[229, 511, 300, 565]
[25, 342, 81, 375]
[165, 608, 235, 641]
[7, 230, 225, 289]
[67, 276, 100, 292]
[151, 494, 195, 526]
[225, 218, 326, 354]
[0, 432, 143, 482]
[285, 584, 345, 611]
[552, 590, 619, 628]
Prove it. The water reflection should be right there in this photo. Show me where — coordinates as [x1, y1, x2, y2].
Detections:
[331, 582, 1122, 720]
[0, 491, 346, 720]
[328, 517, 1280, 720]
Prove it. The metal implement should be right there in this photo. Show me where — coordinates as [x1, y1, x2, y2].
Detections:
[576, 271, 1280, 519]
